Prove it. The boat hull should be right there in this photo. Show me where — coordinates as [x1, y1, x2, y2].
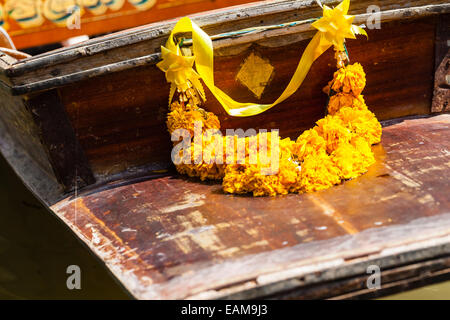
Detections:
[0, 0, 448, 299]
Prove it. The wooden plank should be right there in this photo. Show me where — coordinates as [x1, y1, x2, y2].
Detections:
[4, 0, 449, 91]
[0, 87, 63, 204]
[228, 245, 450, 299]
[51, 114, 450, 299]
[25, 90, 95, 192]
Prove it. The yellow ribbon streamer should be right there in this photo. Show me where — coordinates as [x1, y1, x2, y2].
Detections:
[158, 0, 367, 117]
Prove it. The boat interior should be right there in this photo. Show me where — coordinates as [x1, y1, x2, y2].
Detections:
[0, 0, 448, 299]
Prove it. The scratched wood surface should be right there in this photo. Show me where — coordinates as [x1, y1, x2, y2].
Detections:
[50, 114, 450, 299]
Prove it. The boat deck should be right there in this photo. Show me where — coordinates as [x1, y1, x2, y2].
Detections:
[50, 114, 450, 299]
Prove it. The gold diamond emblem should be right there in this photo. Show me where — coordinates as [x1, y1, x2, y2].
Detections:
[236, 52, 274, 99]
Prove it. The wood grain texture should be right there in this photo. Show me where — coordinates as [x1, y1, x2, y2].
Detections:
[432, 14, 450, 113]
[270, 254, 450, 300]
[58, 17, 437, 182]
[0, 87, 63, 204]
[25, 90, 95, 191]
[51, 114, 450, 299]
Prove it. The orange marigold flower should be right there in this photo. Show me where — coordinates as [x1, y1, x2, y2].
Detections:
[350, 136, 376, 168]
[167, 101, 220, 138]
[315, 115, 352, 154]
[335, 106, 382, 145]
[293, 128, 327, 161]
[298, 150, 341, 193]
[327, 93, 367, 115]
[175, 136, 225, 181]
[329, 63, 366, 96]
[331, 138, 374, 180]
[222, 136, 300, 196]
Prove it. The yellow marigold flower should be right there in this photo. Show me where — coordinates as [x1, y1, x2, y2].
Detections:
[177, 161, 225, 181]
[331, 139, 374, 180]
[298, 150, 341, 193]
[167, 101, 220, 137]
[327, 93, 367, 115]
[293, 128, 327, 161]
[222, 136, 300, 196]
[315, 115, 352, 154]
[223, 158, 300, 196]
[175, 136, 225, 181]
[330, 63, 366, 96]
[350, 136, 376, 168]
[222, 164, 248, 194]
[336, 106, 382, 145]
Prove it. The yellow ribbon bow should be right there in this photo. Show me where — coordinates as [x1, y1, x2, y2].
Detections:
[158, 0, 366, 116]
[156, 43, 205, 104]
[312, 0, 367, 52]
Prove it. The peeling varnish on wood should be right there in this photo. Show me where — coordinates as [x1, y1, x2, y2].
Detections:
[65, 199, 145, 262]
[418, 194, 437, 205]
[309, 196, 359, 235]
[296, 229, 309, 237]
[158, 211, 225, 253]
[241, 240, 269, 250]
[51, 197, 156, 282]
[159, 192, 206, 213]
[384, 164, 422, 188]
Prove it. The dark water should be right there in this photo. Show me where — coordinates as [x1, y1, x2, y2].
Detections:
[379, 281, 450, 300]
[0, 155, 130, 299]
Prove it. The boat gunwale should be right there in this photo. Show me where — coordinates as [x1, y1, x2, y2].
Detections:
[0, 1, 446, 75]
[5, 0, 322, 73]
[1, 2, 449, 96]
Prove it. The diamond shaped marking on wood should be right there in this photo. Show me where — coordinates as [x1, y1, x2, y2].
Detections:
[236, 52, 274, 99]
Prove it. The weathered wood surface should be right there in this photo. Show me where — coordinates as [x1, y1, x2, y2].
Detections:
[0, 87, 63, 204]
[432, 14, 450, 113]
[270, 252, 450, 299]
[51, 114, 450, 299]
[25, 90, 95, 192]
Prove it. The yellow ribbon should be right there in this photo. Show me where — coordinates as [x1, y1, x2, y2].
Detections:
[157, 44, 205, 104]
[312, 0, 367, 52]
[158, 0, 366, 117]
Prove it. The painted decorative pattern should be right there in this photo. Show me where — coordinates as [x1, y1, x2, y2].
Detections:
[0, 4, 5, 28]
[0, 0, 157, 30]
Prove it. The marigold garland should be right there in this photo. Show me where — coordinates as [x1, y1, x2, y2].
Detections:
[166, 62, 382, 196]
[328, 62, 366, 96]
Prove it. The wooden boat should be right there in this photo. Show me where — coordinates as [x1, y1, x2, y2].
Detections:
[0, 0, 449, 299]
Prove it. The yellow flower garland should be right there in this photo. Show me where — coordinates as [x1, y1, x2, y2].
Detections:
[167, 63, 382, 196]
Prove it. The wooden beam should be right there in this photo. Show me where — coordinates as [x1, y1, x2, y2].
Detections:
[25, 90, 95, 192]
